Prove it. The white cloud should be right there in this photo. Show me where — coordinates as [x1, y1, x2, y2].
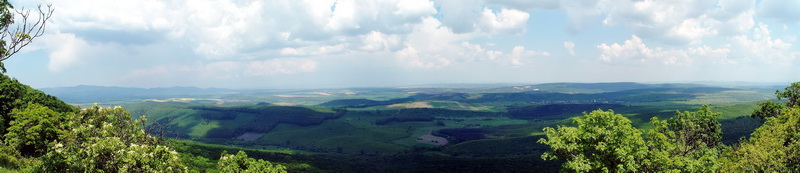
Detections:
[279, 44, 349, 56]
[666, 18, 717, 45]
[509, 46, 549, 66]
[434, 0, 483, 33]
[44, 33, 88, 72]
[360, 31, 402, 52]
[597, 35, 729, 65]
[433, 0, 531, 35]
[486, 0, 560, 10]
[689, 45, 733, 64]
[556, 0, 756, 45]
[564, 41, 576, 56]
[395, 17, 546, 68]
[731, 23, 799, 65]
[324, 0, 436, 35]
[478, 8, 530, 34]
[43, 0, 441, 60]
[457, 42, 487, 62]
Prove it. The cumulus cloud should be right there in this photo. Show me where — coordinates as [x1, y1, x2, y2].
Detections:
[597, 35, 730, 65]
[554, 0, 757, 45]
[731, 23, 799, 65]
[435, 0, 483, 33]
[395, 17, 546, 68]
[44, 33, 88, 72]
[509, 46, 549, 66]
[564, 41, 576, 56]
[485, 0, 560, 10]
[44, 0, 440, 59]
[478, 8, 530, 34]
[434, 0, 531, 34]
[360, 31, 402, 52]
[39, 0, 537, 74]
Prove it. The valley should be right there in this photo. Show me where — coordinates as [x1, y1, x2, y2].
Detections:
[43, 82, 779, 172]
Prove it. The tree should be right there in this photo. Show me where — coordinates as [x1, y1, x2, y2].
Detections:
[750, 81, 800, 119]
[0, 73, 24, 135]
[667, 105, 723, 152]
[0, 0, 53, 72]
[645, 105, 726, 172]
[722, 107, 800, 171]
[38, 104, 187, 172]
[538, 110, 649, 172]
[0, 73, 74, 138]
[751, 100, 785, 119]
[3, 103, 64, 156]
[217, 150, 287, 173]
[776, 82, 800, 108]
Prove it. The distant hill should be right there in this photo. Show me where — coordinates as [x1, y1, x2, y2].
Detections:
[483, 82, 707, 93]
[40, 85, 241, 103]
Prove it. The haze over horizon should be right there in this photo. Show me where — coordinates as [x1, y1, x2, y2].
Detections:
[4, 0, 800, 89]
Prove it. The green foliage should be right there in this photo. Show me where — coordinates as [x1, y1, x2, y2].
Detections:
[749, 82, 800, 120]
[0, 73, 75, 137]
[721, 107, 800, 172]
[538, 109, 649, 172]
[3, 103, 64, 156]
[38, 104, 187, 172]
[751, 100, 785, 119]
[540, 106, 730, 172]
[0, 74, 24, 135]
[0, 142, 24, 170]
[217, 151, 287, 173]
[645, 105, 727, 172]
[178, 152, 219, 173]
[667, 105, 723, 151]
[776, 82, 800, 107]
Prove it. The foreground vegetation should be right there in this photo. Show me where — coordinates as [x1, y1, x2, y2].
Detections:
[539, 82, 800, 172]
[0, 73, 287, 172]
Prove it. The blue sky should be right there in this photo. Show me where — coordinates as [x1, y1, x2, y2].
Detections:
[4, 0, 800, 88]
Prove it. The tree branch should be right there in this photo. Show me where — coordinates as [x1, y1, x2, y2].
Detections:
[0, 3, 53, 62]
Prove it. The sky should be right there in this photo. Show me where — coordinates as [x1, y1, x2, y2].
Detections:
[3, 0, 800, 89]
